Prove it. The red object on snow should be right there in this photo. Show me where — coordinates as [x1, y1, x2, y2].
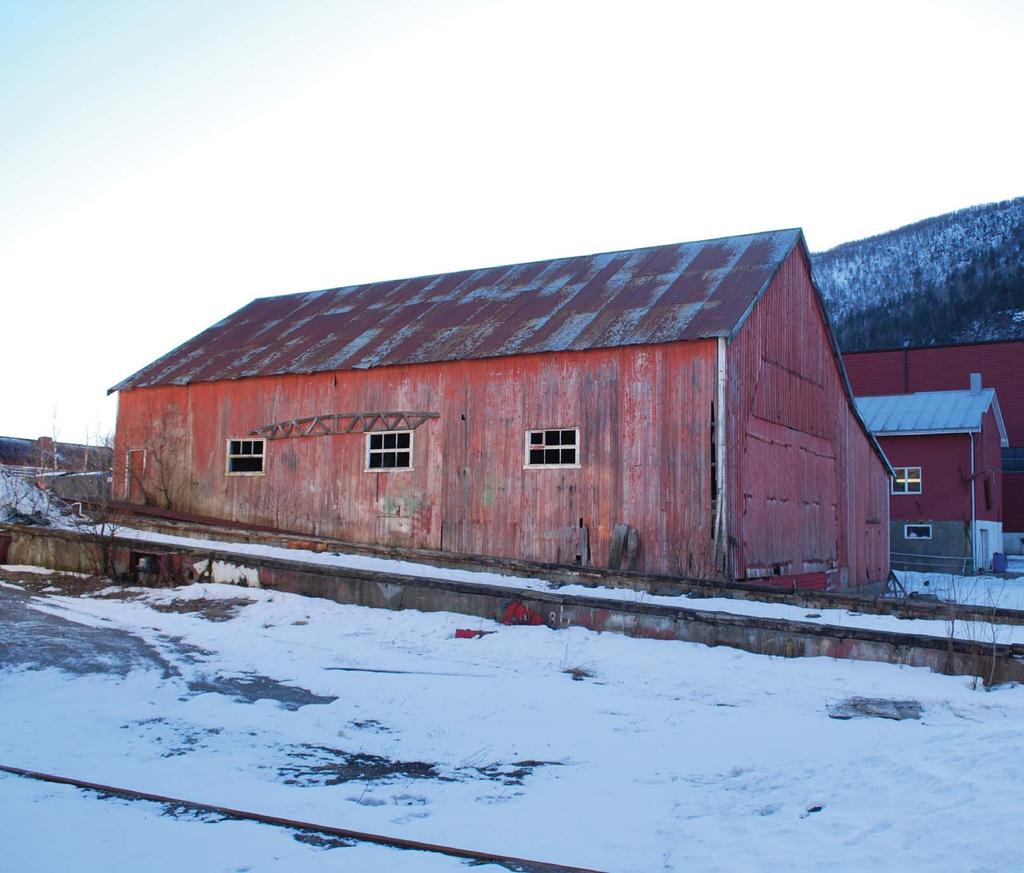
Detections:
[499, 601, 546, 626]
[454, 628, 493, 639]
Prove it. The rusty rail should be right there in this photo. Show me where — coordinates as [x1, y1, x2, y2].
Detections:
[0, 764, 602, 873]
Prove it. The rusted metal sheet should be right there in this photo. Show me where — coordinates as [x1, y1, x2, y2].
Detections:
[110, 230, 801, 392]
[727, 246, 891, 588]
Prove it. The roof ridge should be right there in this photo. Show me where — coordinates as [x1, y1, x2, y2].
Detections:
[252, 228, 805, 304]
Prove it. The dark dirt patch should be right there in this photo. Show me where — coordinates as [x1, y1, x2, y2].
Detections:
[0, 568, 116, 598]
[150, 597, 254, 622]
[188, 673, 337, 710]
[828, 697, 923, 721]
[279, 744, 563, 789]
[348, 718, 393, 733]
[280, 745, 443, 786]
[125, 717, 226, 757]
[159, 802, 228, 823]
[471, 760, 563, 786]
[156, 634, 217, 665]
[0, 587, 177, 678]
[292, 831, 355, 849]
[563, 666, 595, 682]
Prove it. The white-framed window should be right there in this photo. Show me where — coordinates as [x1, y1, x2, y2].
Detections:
[904, 523, 932, 540]
[525, 428, 580, 468]
[226, 438, 265, 475]
[892, 466, 922, 494]
[366, 430, 412, 471]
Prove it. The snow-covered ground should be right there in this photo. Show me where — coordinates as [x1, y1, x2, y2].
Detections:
[897, 569, 1024, 612]
[0, 465, 69, 524]
[2, 571, 1023, 872]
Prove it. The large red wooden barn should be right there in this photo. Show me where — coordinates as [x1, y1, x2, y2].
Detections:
[845, 340, 1024, 555]
[111, 229, 890, 588]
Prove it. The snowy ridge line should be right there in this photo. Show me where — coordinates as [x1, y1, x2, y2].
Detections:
[0, 764, 602, 873]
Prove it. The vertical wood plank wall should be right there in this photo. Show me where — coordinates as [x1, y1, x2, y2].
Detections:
[113, 341, 719, 576]
[726, 247, 890, 587]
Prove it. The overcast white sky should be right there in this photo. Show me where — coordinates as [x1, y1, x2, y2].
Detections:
[2, 0, 1022, 444]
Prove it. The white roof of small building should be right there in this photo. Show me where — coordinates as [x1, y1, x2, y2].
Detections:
[856, 389, 1009, 447]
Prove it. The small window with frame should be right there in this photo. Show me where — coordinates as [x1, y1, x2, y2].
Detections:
[226, 438, 265, 475]
[892, 466, 922, 494]
[525, 428, 580, 468]
[904, 524, 932, 540]
[366, 430, 412, 471]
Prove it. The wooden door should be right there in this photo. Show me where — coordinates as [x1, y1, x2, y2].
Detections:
[125, 449, 146, 503]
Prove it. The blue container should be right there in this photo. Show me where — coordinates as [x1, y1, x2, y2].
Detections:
[993, 552, 1007, 573]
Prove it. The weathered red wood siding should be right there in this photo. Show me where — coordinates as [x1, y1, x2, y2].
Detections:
[113, 341, 719, 576]
[726, 247, 890, 587]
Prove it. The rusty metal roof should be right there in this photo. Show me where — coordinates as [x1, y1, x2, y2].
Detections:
[111, 229, 803, 392]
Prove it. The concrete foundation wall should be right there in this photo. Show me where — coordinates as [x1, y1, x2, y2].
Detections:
[1004, 530, 1024, 556]
[891, 520, 971, 573]
[5, 523, 1023, 687]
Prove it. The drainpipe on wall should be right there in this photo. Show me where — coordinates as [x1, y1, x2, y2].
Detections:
[970, 431, 977, 573]
[968, 373, 981, 573]
[714, 337, 729, 578]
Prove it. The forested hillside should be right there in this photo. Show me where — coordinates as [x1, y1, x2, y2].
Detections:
[812, 197, 1024, 351]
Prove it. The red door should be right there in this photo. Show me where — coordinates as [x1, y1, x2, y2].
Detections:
[125, 450, 146, 503]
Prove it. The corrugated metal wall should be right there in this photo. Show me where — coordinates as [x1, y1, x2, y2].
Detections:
[727, 247, 890, 586]
[845, 340, 1023, 532]
[113, 341, 720, 577]
[845, 340, 1024, 443]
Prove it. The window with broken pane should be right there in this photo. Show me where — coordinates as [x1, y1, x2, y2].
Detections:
[227, 438, 265, 474]
[366, 430, 412, 470]
[525, 428, 579, 467]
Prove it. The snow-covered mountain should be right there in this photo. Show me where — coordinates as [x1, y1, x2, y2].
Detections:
[811, 196, 1024, 351]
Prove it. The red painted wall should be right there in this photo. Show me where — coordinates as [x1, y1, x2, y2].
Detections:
[727, 247, 890, 587]
[879, 406, 1002, 526]
[844, 343, 1019, 530]
[844, 340, 1024, 443]
[883, 434, 975, 523]
[114, 341, 720, 577]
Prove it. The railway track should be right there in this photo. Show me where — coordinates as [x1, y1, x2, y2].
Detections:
[0, 764, 602, 872]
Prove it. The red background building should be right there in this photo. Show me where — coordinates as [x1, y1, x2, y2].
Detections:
[845, 341, 1024, 554]
[856, 386, 1007, 571]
